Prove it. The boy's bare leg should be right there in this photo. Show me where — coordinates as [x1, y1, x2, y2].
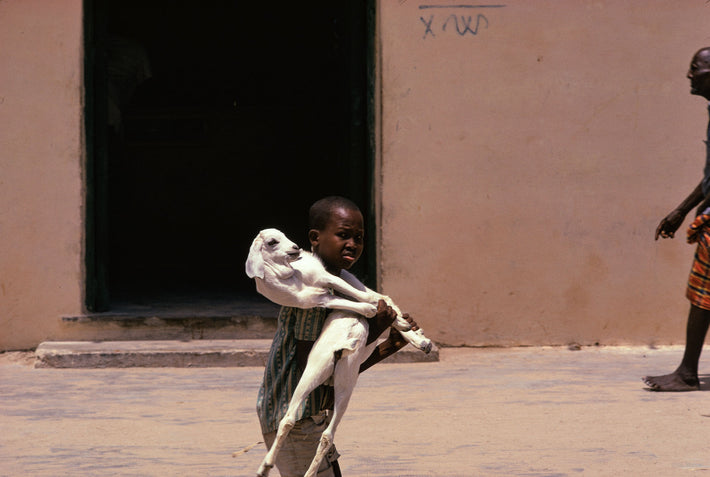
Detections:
[643, 305, 710, 391]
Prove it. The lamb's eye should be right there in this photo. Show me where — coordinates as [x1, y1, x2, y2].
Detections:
[267, 239, 279, 247]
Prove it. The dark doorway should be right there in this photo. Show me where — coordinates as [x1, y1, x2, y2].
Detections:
[85, 1, 373, 311]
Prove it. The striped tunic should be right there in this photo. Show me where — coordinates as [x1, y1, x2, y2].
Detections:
[257, 305, 331, 435]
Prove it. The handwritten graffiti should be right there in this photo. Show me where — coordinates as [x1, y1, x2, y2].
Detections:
[421, 15, 436, 38]
[420, 13, 488, 38]
[418, 4, 504, 39]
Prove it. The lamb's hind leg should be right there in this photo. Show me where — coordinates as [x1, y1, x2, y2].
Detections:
[398, 328, 433, 354]
[303, 353, 361, 477]
[257, 350, 336, 477]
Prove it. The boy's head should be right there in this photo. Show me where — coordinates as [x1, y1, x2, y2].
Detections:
[690, 47, 710, 100]
[308, 196, 364, 274]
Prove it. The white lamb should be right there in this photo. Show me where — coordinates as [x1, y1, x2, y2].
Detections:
[246, 228, 432, 477]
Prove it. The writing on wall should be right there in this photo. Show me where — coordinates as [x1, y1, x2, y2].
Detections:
[419, 4, 505, 39]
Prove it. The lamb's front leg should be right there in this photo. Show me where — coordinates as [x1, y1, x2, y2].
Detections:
[332, 275, 414, 333]
[319, 295, 378, 318]
[319, 294, 413, 333]
[319, 275, 381, 307]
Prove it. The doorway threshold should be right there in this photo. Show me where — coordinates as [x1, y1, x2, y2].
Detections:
[106, 291, 279, 319]
[62, 292, 280, 341]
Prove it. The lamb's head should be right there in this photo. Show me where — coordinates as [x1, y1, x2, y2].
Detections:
[246, 228, 302, 279]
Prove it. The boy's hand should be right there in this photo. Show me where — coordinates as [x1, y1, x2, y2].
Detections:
[386, 314, 419, 350]
[366, 300, 397, 345]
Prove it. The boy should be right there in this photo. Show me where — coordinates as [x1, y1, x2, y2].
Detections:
[256, 196, 418, 476]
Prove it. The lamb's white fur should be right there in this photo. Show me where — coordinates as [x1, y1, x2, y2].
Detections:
[247, 228, 383, 322]
[246, 228, 432, 477]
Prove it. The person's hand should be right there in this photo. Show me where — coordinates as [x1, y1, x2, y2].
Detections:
[387, 314, 419, 350]
[366, 300, 397, 345]
[656, 209, 685, 240]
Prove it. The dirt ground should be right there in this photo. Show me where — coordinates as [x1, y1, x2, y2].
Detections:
[1, 346, 710, 476]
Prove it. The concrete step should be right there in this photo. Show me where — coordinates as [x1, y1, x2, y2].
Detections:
[34, 339, 440, 368]
[61, 296, 281, 341]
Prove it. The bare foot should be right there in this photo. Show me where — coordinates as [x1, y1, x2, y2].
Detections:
[643, 371, 699, 392]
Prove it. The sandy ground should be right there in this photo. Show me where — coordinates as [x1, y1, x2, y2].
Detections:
[1, 346, 710, 476]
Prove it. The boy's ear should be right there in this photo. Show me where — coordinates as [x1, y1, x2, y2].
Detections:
[308, 229, 319, 250]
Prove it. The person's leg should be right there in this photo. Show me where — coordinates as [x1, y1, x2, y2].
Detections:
[643, 304, 710, 391]
[332, 459, 343, 477]
[262, 412, 340, 477]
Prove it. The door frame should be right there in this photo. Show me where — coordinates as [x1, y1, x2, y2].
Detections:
[83, 0, 379, 310]
[84, 0, 110, 311]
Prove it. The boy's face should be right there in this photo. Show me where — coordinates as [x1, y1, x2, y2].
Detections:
[309, 206, 364, 274]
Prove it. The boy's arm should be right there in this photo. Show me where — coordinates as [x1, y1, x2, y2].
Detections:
[337, 272, 396, 344]
[359, 314, 418, 373]
[367, 300, 398, 344]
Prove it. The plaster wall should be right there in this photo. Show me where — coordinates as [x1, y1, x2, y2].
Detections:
[0, 0, 85, 350]
[378, 1, 710, 346]
[3, 1, 710, 350]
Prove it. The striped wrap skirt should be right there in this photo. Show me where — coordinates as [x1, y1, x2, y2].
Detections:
[687, 209, 710, 310]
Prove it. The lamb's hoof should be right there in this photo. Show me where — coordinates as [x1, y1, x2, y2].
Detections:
[256, 463, 272, 477]
[421, 340, 433, 354]
[363, 304, 378, 318]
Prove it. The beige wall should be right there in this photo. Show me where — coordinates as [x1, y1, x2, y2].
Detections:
[378, 1, 710, 346]
[0, 0, 85, 350]
[3, 1, 710, 350]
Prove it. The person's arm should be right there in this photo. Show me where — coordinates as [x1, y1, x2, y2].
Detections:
[359, 314, 419, 373]
[366, 300, 398, 345]
[656, 181, 705, 240]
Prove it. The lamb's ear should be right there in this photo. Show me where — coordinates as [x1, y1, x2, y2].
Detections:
[245, 235, 265, 279]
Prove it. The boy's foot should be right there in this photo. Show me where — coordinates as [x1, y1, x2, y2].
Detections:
[642, 371, 700, 392]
